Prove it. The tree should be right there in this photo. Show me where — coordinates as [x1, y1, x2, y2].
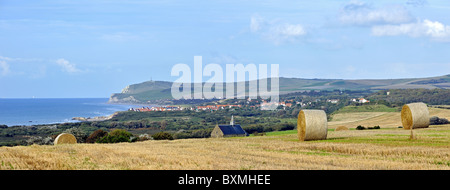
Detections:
[86, 129, 108, 143]
[430, 116, 449, 125]
[97, 129, 133, 143]
[356, 125, 366, 130]
[152, 132, 174, 140]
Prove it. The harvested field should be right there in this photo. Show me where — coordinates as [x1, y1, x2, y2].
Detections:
[329, 107, 450, 129]
[1, 108, 449, 170]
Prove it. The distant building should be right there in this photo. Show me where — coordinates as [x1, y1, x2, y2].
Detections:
[210, 115, 248, 138]
[131, 106, 182, 112]
[358, 98, 370, 103]
[196, 104, 241, 111]
[261, 101, 278, 109]
[280, 101, 293, 107]
[327, 99, 339, 104]
[351, 98, 370, 104]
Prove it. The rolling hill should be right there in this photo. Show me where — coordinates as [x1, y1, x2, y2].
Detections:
[108, 74, 450, 104]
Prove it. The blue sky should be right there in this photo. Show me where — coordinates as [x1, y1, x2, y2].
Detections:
[0, 0, 449, 98]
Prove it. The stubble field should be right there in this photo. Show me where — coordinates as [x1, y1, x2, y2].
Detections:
[1, 108, 449, 170]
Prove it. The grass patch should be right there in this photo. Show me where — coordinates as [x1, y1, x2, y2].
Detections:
[375, 134, 409, 137]
[264, 130, 297, 136]
[334, 104, 398, 114]
[425, 134, 447, 137]
[325, 135, 449, 147]
[263, 129, 336, 137]
[434, 161, 450, 167]
[420, 129, 450, 134]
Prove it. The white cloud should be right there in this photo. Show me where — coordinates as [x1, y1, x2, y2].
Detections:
[56, 58, 83, 73]
[250, 15, 307, 45]
[339, 1, 414, 26]
[406, 0, 428, 7]
[336, 1, 450, 42]
[0, 56, 13, 76]
[266, 23, 306, 44]
[0, 56, 89, 77]
[0, 55, 47, 77]
[0, 60, 10, 76]
[0, 56, 13, 62]
[423, 20, 450, 38]
[372, 19, 450, 41]
[100, 32, 138, 42]
[250, 15, 264, 32]
[270, 23, 306, 37]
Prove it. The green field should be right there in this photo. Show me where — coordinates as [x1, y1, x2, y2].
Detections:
[333, 104, 399, 113]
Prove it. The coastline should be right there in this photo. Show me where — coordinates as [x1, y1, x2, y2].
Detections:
[0, 98, 136, 127]
[71, 112, 119, 122]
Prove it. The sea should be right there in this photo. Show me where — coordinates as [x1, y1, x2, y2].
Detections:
[0, 98, 138, 126]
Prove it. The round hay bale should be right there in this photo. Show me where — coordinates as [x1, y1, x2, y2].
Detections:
[335, 126, 349, 131]
[297, 109, 328, 141]
[401, 102, 429, 130]
[54, 133, 77, 145]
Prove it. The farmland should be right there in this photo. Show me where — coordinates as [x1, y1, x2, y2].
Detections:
[0, 107, 449, 170]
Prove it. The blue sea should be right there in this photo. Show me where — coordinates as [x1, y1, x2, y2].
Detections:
[0, 98, 137, 126]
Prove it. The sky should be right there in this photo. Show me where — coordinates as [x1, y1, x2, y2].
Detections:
[0, 0, 450, 98]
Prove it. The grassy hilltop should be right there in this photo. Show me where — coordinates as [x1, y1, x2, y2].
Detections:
[1, 107, 449, 170]
[109, 75, 450, 104]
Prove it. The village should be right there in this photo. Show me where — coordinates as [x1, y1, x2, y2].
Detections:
[128, 97, 370, 112]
